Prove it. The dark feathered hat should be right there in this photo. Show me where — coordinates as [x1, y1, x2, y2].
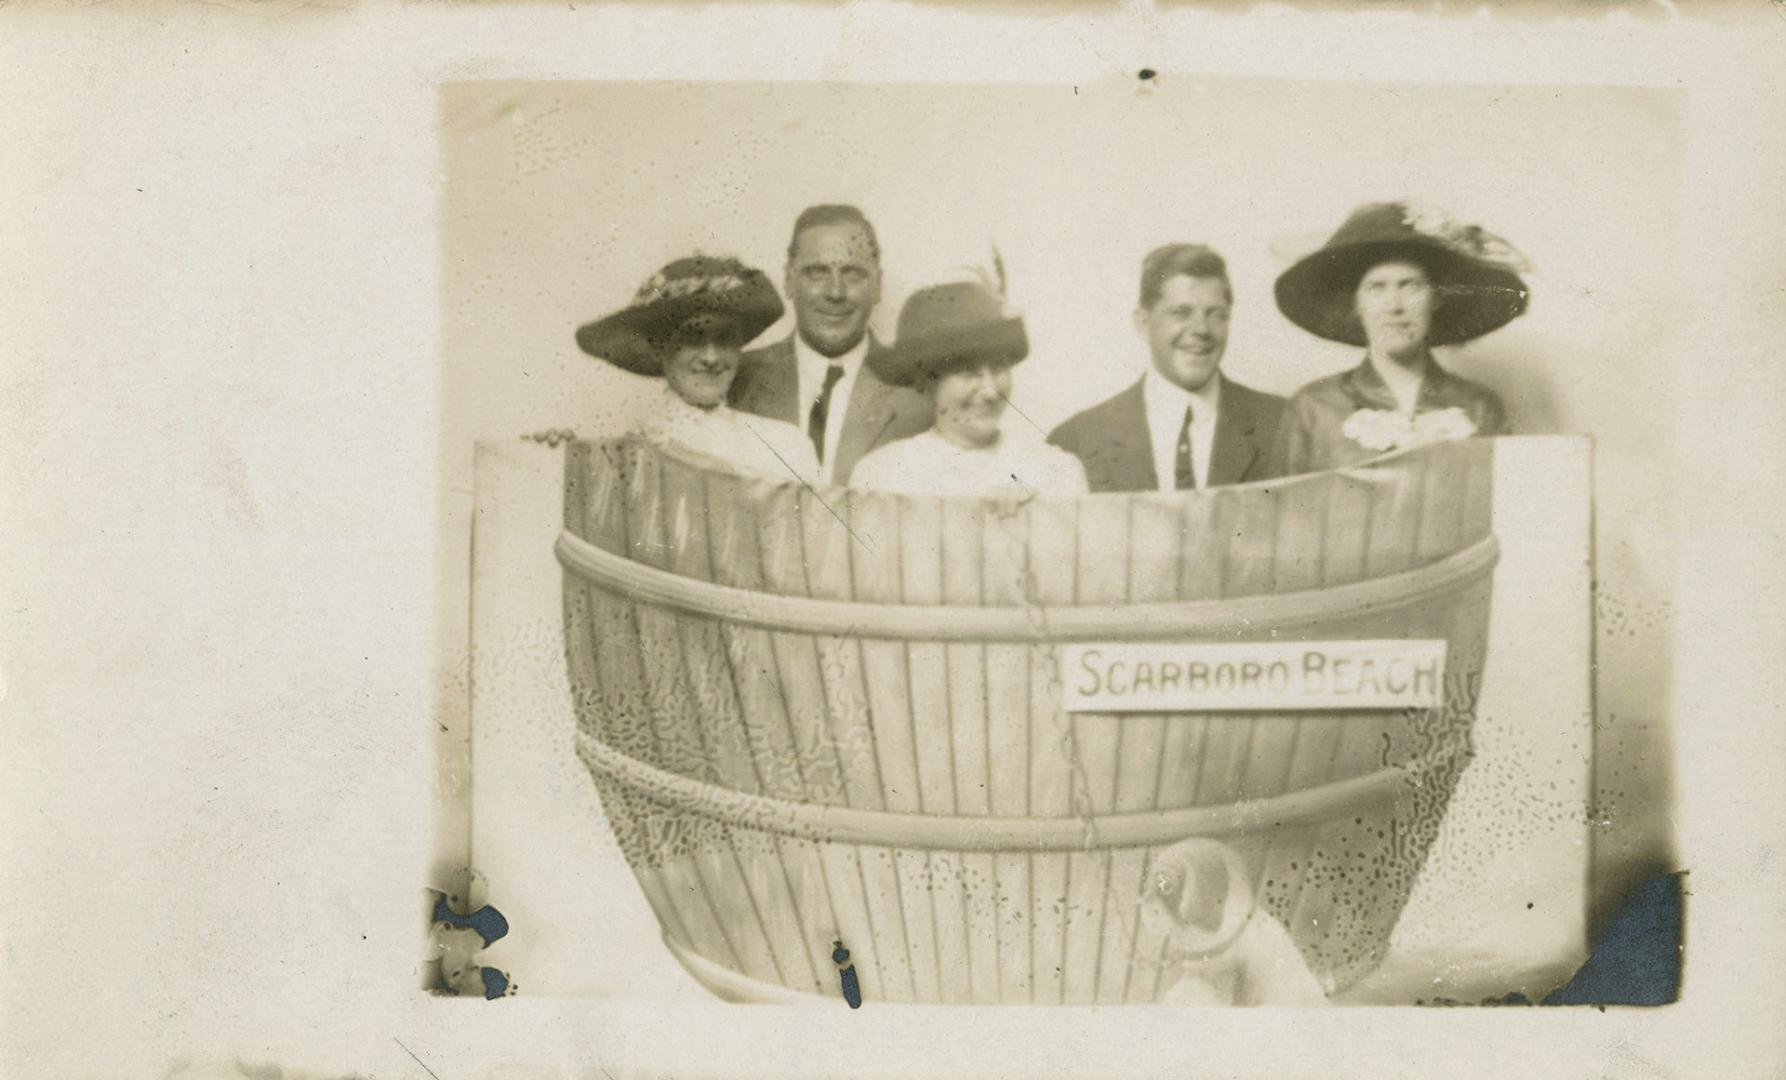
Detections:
[576, 255, 783, 375]
[873, 278, 1028, 387]
[1274, 201, 1531, 347]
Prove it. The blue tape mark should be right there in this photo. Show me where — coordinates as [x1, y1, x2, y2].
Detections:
[480, 966, 512, 1000]
[433, 894, 510, 949]
[1542, 872, 1683, 1007]
[833, 941, 861, 1009]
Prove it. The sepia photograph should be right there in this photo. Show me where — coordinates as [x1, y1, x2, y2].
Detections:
[6, 4, 1786, 1078]
[438, 77, 1662, 1008]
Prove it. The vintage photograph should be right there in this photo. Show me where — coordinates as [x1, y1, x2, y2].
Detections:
[15, 4, 1786, 1076]
[436, 77, 1674, 1009]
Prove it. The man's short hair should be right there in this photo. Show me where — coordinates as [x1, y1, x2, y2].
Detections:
[787, 204, 882, 262]
[1138, 243, 1231, 309]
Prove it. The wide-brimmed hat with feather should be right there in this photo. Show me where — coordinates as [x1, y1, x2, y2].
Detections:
[576, 255, 784, 375]
[873, 255, 1029, 387]
[1274, 201, 1531, 347]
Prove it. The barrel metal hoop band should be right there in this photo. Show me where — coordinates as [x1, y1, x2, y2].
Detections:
[556, 530, 1499, 643]
[575, 730, 1459, 853]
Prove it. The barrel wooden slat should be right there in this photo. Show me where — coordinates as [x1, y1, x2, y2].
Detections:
[653, 460, 789, 989]
[580, 444, 714, 960]
[1063, 503, 1128, 1004]
[941, 497, 1001, 1003]
[702, 473, 843, 994]
[1116, 496, 1185, 1002]
[1448, 447, 1495, 771]
[563, 444, 694, 952]
[574, 442, 738, 972]
[800, 490, 890, 811]
[1184, 492, 1245, 817]
[1191, 490, 1272, 810]
[982, 503, 1035, 1002]
[1319, 468, 1378, 588]
[1415, 439, 1470, 564]
[800, 487, 918, 1004]
[1286, 448, 1439, 988]
[1139, 484, 1222, 999]
[1289, 471, 1378, 959]
[851, 490, 943, 1004]
[1252, 476, 1332, 804]
[700, 471, 804, 786]
[633, 450, 786, 987]
[1250, 472, 1338, 926]
[754, 482, 886, 1003]
[626, 450, 709, 781]
[660, 457, 762, 797]
[670, 461, 820, 991]
[692, 467, 829, 993]
[1026, 497, 1079, 1005]
[1171, 486, 1281, 1000]
[898, 495, 973, 1003]
[1155, 489, 1225, 812]
[755, 485, 851, 806]
[1460, 437, 1495, 546]
[1365, 448, 1430, 579]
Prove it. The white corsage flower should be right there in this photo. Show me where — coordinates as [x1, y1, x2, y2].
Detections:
[1412, 407, 1478, 443]
[1341, 409, 1415, 452]
[1342, 407, 1478, 452]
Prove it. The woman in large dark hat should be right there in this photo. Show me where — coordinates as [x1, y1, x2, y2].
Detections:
[1269, 201, 1529, 476]
[849, 274, 1087, 497]
[574, 254, 821, 484]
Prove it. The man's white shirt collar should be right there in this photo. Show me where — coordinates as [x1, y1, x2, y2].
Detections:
[1143, 367, 1223, 492]
[793, 333, 870, 484]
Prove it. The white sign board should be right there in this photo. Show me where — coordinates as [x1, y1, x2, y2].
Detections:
[1059, 640, 1450, 713]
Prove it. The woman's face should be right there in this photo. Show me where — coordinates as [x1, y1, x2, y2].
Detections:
[662, 319, 744, 409]
[1354, 260, 1436, 361]
[929, 358, 1014, 449]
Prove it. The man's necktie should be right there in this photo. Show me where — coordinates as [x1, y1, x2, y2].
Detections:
[809, 363, 845, 462]
[1175, 404, 1197, 490]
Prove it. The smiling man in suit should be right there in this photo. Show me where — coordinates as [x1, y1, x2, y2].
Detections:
[728, 204, 932, 486]
[1048, 243, 1284, 492]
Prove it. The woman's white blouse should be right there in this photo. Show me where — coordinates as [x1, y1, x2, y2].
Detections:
[634, 386, 822, 487]
[850, 428, 1090, 497]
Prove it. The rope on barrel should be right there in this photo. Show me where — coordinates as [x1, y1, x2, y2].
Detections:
[987, 495, 1101, 850]
[555, 529, 1500, 643]
[574, 729, 1466, 855]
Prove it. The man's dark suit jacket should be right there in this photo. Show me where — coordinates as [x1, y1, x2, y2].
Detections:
[1047, 375, 1286, 492]
[729, 335, 933, 485]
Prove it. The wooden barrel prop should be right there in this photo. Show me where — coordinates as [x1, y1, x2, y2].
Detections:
[559, 436, 1496, 1004]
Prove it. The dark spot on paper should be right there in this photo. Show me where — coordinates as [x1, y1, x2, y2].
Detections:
[1138, 68, 1156, 81]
